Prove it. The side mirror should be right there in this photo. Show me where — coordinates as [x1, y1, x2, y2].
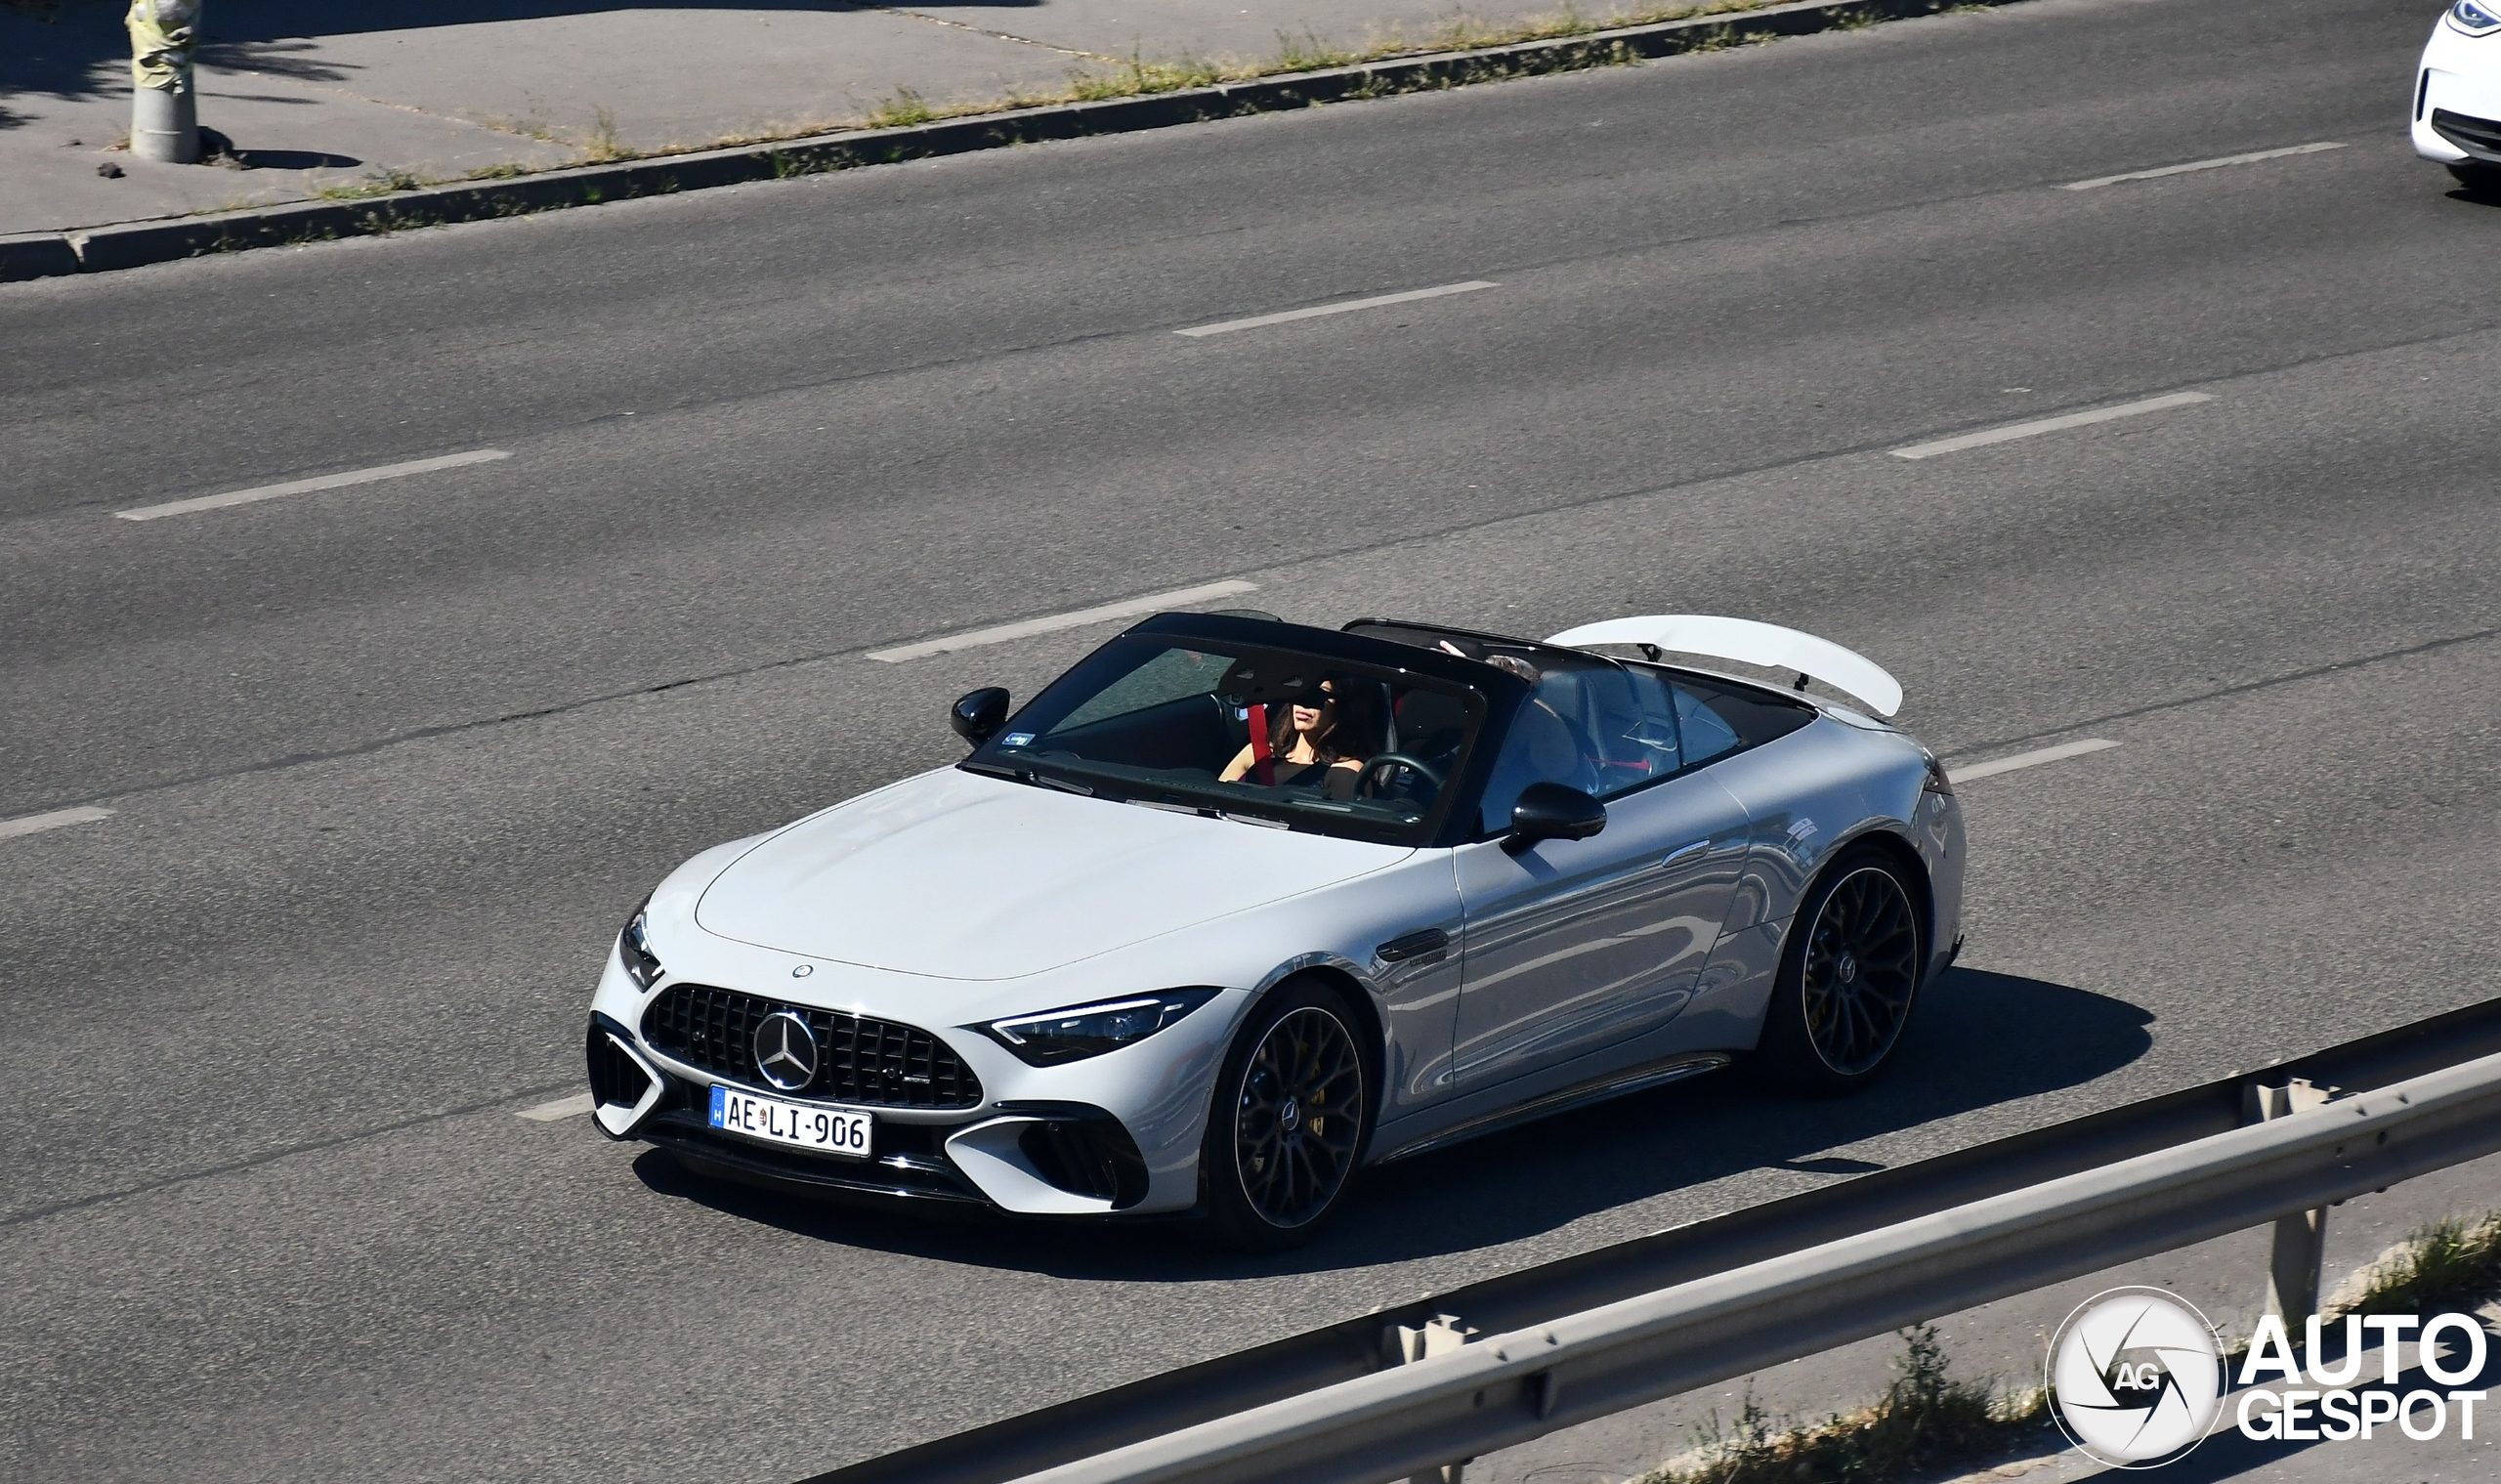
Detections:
[1505, 783, 1606, 853]
[951, 687, 1011, 745]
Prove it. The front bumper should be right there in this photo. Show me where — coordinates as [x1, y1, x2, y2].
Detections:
[2414, 25, 2501, 164]
[584, 947, 1246, 1217]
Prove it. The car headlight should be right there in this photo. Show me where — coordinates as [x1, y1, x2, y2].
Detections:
[617, 899, 663, 991]
[976, 989, 1221, 1066]
[2452, 0, 2501, 35]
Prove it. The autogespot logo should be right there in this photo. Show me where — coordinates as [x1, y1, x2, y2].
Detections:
[2047, 1288, 2225, 1468]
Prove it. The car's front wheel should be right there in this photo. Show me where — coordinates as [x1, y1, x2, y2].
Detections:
[1759, 846, 1926, 1094]
[2447, 161, 2501, 191]
[1200, 976, 1371, 1250]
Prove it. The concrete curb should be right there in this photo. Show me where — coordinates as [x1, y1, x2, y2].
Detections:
[0, 0, 1999, 283]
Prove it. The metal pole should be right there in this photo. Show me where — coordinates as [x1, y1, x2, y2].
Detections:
[127, 0, 201, 164]
[2245, 1079, 2334, 1332]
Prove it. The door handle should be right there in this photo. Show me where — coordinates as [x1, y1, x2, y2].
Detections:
[1376, 928, 1450, 965]
[1661, 841, 1710, 869]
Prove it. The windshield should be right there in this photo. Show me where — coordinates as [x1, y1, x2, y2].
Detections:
[965, 636, 1484, 845]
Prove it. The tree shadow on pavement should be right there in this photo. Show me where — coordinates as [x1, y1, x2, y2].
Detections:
[631, 967, 2156, 1280]
[2, 0, 1039, 114]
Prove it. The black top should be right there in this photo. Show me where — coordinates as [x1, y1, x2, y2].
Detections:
[1271, 757, 1361, 799]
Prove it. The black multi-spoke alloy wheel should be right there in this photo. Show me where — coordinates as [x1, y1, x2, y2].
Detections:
[1201, 977, 1370, 1250]
[1760, 846, 1926, 1093]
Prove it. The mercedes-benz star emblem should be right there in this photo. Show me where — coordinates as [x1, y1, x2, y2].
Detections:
[753, 1011, 820, 1091]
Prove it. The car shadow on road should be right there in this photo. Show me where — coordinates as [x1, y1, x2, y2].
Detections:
[630, 966, 2155, 1279]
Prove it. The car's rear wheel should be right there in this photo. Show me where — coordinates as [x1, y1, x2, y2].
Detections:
[1200, 976, 1370, 1250]
[1759, 846, 1925, 1094]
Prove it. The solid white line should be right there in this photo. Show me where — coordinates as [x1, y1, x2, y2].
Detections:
[1175, 281, 1498, 337]
[115, 448, 513, 522]
[1950, 738, 2121, 783]
[2061, 141, 2345, 191]
[867, 579, 1261, 662]
[1889, 393, 2214, 460]
[516, 1093, 595, 1123]
[0, 806, 112, 840]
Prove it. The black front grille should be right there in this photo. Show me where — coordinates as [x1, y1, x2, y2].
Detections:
[2433, 108, 2501, 163]
[641, 983, 984, 1110]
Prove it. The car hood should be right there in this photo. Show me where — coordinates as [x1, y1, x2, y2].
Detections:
[695, 767, 1412, 980]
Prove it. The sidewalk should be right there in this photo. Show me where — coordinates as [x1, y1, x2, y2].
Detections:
[2, 0, 1615, 237]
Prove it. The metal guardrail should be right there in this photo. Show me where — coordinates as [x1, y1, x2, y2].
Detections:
[804, 997, 2501, 1484]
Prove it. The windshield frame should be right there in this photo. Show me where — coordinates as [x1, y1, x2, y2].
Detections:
[960, 614, 1525, 848]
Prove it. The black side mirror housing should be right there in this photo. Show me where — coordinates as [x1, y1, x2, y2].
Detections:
[1505, 783, 1606, 853]
[951, 687, 1011, 745]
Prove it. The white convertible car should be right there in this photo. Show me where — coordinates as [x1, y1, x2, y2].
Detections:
[585, 612, 1965, 1247]
[2416, 0, 2501, 187]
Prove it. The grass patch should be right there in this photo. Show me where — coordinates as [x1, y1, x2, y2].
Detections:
[582, 105, 629, 162]
[1640, 1325, 2051, 1484]
[314, 166, 428, 201]
[865, 88, 939, 128]
[2333, 1212, 2501, 1319]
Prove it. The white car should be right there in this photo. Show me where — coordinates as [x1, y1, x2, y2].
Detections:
[2415, 0, 2501, 187]
[583, 612, 1965, 1248]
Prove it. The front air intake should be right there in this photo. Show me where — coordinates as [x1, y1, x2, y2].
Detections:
[586, 1021, 654, 1109]
[2432, 108, 2501, 162]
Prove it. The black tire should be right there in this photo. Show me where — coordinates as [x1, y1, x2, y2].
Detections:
[1198, 976, 1372, 1251]
[2447, 161, 2501, 192]
[1759, 846, 1926, 1094]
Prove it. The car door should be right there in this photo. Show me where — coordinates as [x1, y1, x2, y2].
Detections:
[1451, 668, 1754, 1087]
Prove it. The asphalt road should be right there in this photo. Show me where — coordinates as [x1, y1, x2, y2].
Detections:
[5, 0, 2497, 1479]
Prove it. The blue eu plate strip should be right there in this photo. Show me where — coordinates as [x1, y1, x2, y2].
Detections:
[709, 1084, 727, 1126]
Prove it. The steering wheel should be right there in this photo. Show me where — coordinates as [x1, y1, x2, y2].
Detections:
[1356, 752, 1445, 799]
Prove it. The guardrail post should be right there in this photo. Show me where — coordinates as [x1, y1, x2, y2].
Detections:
[1388, 1315, 1479, 1484]
[2245, 1078, 2334, 1330]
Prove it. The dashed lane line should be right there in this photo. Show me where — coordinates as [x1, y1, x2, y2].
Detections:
[1890, 393, 2214, 460]
[1951, 738, 2121, 784]
[517, 1093, 595, 1123]
[1175, 281, 1497, 338]
[115, 449, 512, 522]
[0, 806, 112, 840]
[2061, 141, 2346, 191]
[867, 579, 1260, 662]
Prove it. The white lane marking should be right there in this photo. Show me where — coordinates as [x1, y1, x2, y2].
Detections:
[517, 1093, 595, 1123]
[115, 448, 513, 522]
[1890, 392, 2214, 460]
[1175, 281, 1498, 338]
[0, 805, 113, 840]
[1951, 738, 2121, 783]
[867, 579, 1260, 662]
[2061, 141, 2346, 191]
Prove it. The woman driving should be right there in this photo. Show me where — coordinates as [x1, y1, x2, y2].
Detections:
[1219, 678, 1374, 797]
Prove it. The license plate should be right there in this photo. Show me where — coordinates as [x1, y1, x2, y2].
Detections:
[708, 1084, 873, 1159]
